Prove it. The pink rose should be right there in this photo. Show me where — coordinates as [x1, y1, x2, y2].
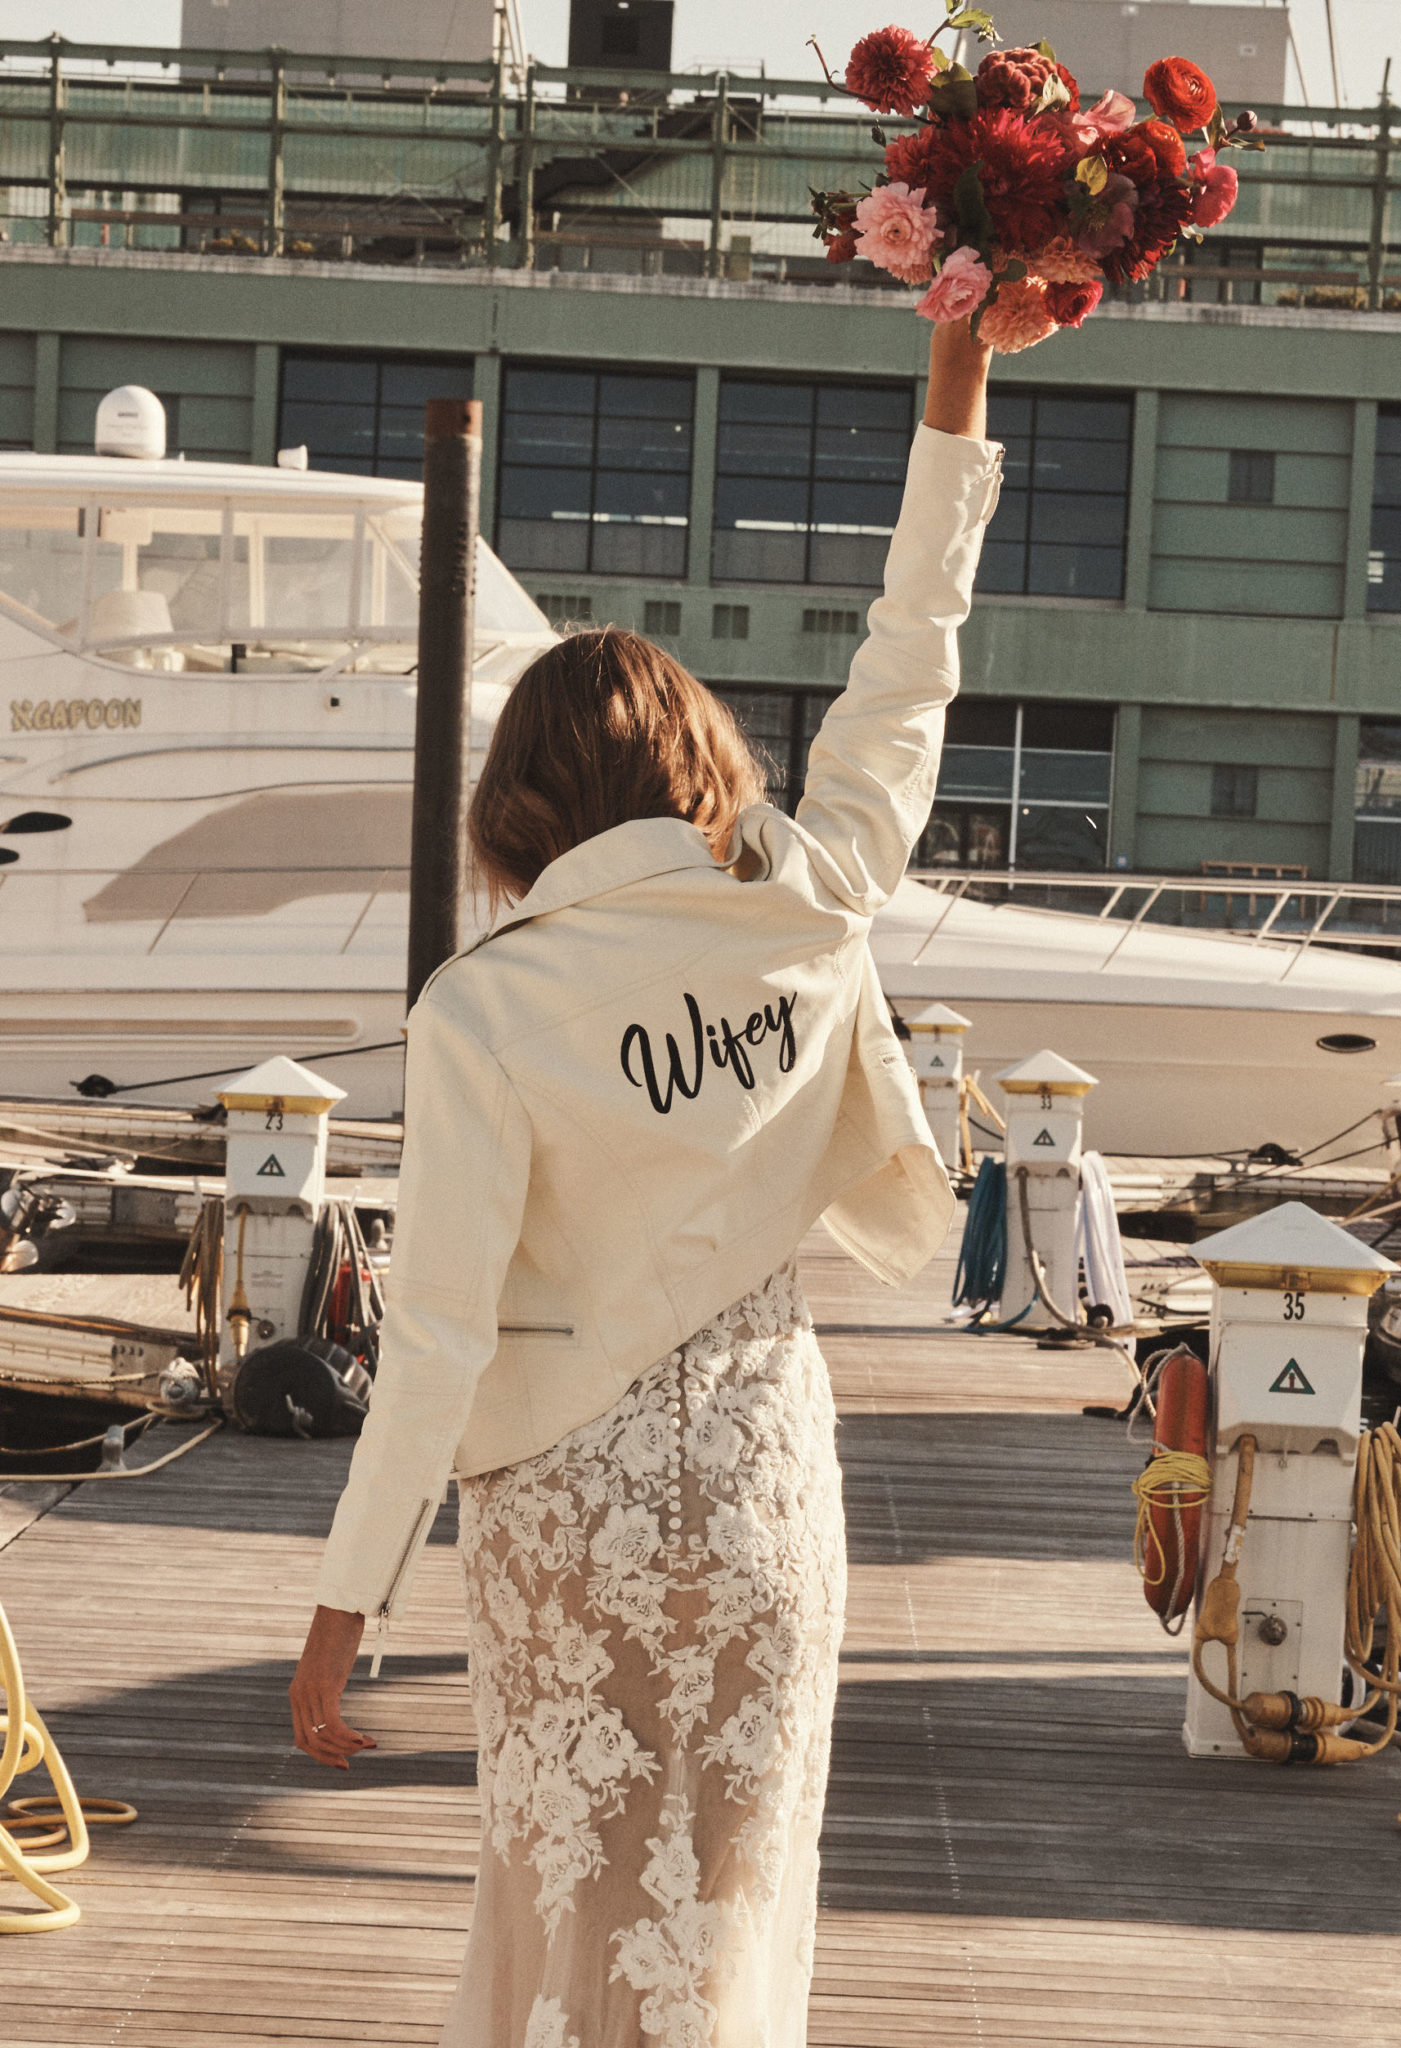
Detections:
[915, 245, 993, 324]
[852, 181, 941, 283]
[1189, 147, 1239, 227]
[1076, 172, 1138, 258]
[1044, 87, 1137, 154]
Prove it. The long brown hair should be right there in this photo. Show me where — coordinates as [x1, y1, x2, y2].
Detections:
[468, 626, 768, 910]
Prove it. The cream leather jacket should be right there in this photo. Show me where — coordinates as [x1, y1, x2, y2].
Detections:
[314, 424, 1002, 1627]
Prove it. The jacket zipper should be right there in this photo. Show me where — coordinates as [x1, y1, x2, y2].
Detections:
[369, 1496, 434, 1678]
[498, 1320, 574, 1335]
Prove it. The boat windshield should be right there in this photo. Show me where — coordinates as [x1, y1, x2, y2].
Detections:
[0, 492, 545, 672]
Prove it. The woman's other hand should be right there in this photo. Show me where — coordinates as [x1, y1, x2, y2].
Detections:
[290, 1604, 376, 1769]
[923, 317, 994, 440]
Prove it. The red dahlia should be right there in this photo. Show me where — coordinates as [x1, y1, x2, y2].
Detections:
[1101, 127, 1160, 189]
[845, 25, 937, 118]
[1045, 277, 1103, 327]
[886, 108, 1069, 257]
[1098, 181, 1194, 284]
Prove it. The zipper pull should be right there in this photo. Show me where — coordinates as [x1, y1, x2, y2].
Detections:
[369, 1613, 389, 1679]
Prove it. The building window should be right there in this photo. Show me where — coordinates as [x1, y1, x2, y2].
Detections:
[713, 377, 914, 587]
[712, 602, 749, 639]
[536, 592, 594, 626]
[1210, 763, 1259, 817]
[644, 599, 681, 636]
[497, 365, 693, 578]
[279, 353, 473, 479]
[918, 698, 1115, 870]
[802, 606, 860, 635]
[1228, 449, 1276, 504]
[980, 389, 1132, 600]
[1369, 407, 1401, 613]
[1355, 719, 1401, 882]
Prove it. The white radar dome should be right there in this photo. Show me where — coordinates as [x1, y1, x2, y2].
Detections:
[94, 385, 167, 460]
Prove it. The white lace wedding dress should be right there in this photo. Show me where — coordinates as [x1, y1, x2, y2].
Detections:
[438, 1262, 846, 2048]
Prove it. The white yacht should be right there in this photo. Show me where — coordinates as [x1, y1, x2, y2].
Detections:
[1, 393, 1397, 1156]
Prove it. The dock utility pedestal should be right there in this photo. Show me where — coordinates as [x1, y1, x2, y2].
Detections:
[997, 1050, 1097, 1329]
[215, 1055, 345, 1406]
[1183, 1201, 1395, 1758]
[904, 1003, 970, 1167]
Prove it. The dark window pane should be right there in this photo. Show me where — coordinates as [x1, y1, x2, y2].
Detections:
[808, 530, 888, 587]
[593, 468, 689, 519]
[919, 803, 1012, 868]
[1027, 544, 1124, 598]
[1035, 396, 1132, 441]
[506, 368, 596, 413]
[717, 421, 812, 478]
[998, 437, 1033, 490]
[501, 414, 594, 465]
[595, 415, 692, 468]
[986, 487, 1029, 543]
[813, 426, 909, 483]
[1032, 436, 1129, 493]
[946, 697, 1018, 747]
[986, 393, 1033, 438]
[498, 466, 592, 518]
[1019, 749, 1113, 802]
[282, 356, 377, 403]
[815, 384, 911, 431]
[1210, 763, 1259, 818]
[1029, 491, 1127, 547]
[719, 380, 814, 425]
[976, 540, 1027, 592]
[1016, 804, 1108, 869]
[375, 407, 428, 462]
[280, 401, 377, 459]
[379, 360, 473, 405]
[592, 523, 686, 576]
[1376, 408, 1401, 456]
[1228, 448, 1276, 503]
[1355, 818, 1401, 885]
[811, 480, 903, 534]
[1373, 454, 1401, 508]
[1359, 720, 1401, 762]
[937, 745, 1016, 799]
[598, 373, 693, 418]
[1021, 702, 1115, 750]
[713, 475, 809, 531]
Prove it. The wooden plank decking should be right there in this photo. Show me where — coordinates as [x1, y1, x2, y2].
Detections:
[3, 1224, 1400, 2046]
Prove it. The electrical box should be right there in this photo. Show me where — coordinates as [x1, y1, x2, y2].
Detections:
[1183, 1200, 1395, 1757]
[904, 1002, 970, 1167]
[214, 1055, 346, 1401]
[997, 1049, 1096, 1328]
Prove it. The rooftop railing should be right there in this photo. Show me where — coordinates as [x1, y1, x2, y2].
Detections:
[0, 34, 1393, 302]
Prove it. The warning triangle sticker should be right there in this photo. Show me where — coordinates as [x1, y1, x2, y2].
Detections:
[256, 1153, 286, 1178]
[1269, 1358, 1315, 1395]
[1033, 1128, 1056, 1147]
[929, 1054, 945, 1068]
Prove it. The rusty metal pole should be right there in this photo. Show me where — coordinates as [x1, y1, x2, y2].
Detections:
[407, 397, 482, 1010]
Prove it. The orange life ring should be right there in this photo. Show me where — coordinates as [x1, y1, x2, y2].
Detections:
[1142, 1347, 1211, 1623]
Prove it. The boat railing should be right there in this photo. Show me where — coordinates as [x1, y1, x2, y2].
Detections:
[904, 868, 1401, 972]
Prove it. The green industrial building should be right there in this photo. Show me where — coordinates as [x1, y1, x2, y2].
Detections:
[0, 37, 1398, 885]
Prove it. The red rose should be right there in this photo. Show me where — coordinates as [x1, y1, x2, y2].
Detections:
[1101, 127, 1161, 189]
[1098, 181, 1194, 283]
[1143, 56, 1217, 133]
[845, 25, 936, 118]
[1140, 118, 1187, 179]
[1045, 278, 1104, 327]
[825, 229, 859, 263]
[888, 107, 1069, 258]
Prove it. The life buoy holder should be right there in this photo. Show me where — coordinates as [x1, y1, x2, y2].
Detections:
[1132, 1346, 1212, 1631]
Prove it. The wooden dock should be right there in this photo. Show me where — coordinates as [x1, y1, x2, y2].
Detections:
[3, 1225, 1401, 2046]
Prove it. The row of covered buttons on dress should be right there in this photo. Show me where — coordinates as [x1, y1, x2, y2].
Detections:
[662, 1349, 685, 1545]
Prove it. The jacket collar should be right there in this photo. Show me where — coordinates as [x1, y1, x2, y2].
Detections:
[465, 817, 723, 955]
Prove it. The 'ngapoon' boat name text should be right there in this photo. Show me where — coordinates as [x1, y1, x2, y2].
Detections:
[11, 697, 141, 733]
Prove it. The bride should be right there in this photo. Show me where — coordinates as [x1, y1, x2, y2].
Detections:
[289, 317, 999, 2047]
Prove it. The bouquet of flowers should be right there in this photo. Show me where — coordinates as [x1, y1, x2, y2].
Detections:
[810, 6, 1264, 351]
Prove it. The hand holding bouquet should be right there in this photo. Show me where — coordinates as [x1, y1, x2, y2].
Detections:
[811, 7, 1264, 352]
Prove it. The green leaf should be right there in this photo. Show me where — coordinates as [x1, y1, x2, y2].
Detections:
[951, 160, 995, 256]
[928, 41, 950, 71]
[1207, 105, 1228, 147]
[998, 255, 1027, 282]
[1033, 37, 1057, 63]
[927, 62, 980, 120]
[870, 123, 886, 145]
[946, 8, 996, 37]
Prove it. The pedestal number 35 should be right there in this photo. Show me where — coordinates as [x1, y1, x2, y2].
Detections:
[1282, 1291, 1306, 1321]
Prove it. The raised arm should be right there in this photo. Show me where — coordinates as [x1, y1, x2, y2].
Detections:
[794, 319, 999, 914]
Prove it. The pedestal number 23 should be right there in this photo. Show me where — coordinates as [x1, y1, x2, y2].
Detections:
[1282, 1291, 1306, 1320]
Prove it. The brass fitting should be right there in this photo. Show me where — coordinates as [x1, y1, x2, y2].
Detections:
[1241, 1692, 1356, 1733]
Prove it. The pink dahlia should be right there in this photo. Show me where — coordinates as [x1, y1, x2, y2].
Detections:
[852, 181, 941, 282]
[915, 245, 993, 323]
[979, 276, 1058, 353]
[1098, 180, 1194, 284]
[888, 107, 1069, 258]
[1033, 235, 1103, 284]
[845, 25, 936, 118]
[1189, 147, 1239, 227]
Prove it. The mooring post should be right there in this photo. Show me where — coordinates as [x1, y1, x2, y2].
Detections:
[407, 397, 483, 1010]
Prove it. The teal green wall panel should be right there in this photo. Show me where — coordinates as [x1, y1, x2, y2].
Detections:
[61, 335, 255, 397]
[1154, 503, 1347, 564]
[0, 330, 34, 446]
[1140, 704, 1334, 768]
[1158, 392, 1354, 455]
[1148, 558, 1343, 617]
[1135, 813, 1332, 875]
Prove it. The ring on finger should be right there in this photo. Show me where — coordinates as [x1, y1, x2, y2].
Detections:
[311, 1721, 327, 1732]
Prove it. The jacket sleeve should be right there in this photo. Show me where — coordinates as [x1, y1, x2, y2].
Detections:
[795, 424, 1003, 915]
[312, 980, 530, 1622]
